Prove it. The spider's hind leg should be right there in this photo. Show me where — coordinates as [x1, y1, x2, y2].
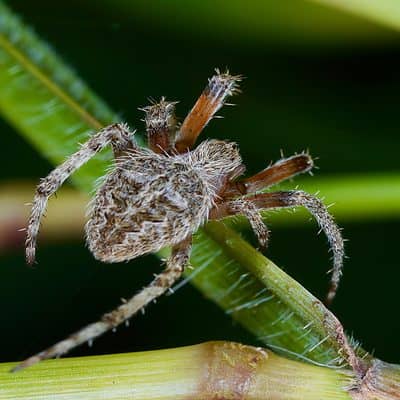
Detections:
[12, 238, 192, 372]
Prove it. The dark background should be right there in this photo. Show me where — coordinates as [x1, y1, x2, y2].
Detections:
[2, 0, 399, 364]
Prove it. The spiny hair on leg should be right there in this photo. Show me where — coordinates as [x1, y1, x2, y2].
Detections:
[228, 200, 270, 249]
[285, 191, 344, 304]
[242, 153, 314, 194]
[175, 70, 242, 152]
[207, 69, 243, 99]
[140, 97, 178, 153]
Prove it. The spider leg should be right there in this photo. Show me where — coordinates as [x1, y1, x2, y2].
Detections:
[140, 97, 178, 154]
[222, 199, 270, 250]
[211, 191, 344, 304]
[108, 123, 136, 158]
[12, 238, 192, 372]
[223, 153, 313, 198]
[174, 70, 242, 152]
[25, 123, 135, 264]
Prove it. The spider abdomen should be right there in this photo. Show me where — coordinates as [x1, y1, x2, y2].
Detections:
[85, 153, 211, 263]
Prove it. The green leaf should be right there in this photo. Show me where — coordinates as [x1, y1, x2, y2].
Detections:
[97, 0, 398, 45]
[0, 0, 118, 190]
[311, 0, 400, 32]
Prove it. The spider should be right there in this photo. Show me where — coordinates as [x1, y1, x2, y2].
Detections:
[15, 70, 344, 371]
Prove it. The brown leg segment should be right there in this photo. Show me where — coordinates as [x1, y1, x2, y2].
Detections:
[140, 98, 178, 154]
[174, 71, 242, 153]
[223, 154, 313, 199]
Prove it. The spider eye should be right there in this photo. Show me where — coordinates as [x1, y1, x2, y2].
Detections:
[231, 142, 239, 150]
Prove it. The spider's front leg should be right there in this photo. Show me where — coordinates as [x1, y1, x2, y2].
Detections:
[174, 70, 242, 152]
[25, 123, 135, 264]
[12, 238, 192, 372]
[212, 191, 344, 304]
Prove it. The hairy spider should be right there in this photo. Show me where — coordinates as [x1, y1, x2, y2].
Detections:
[15, 70, 344, 371]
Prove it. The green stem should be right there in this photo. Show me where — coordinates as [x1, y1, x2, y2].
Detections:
[0, 342, 354, 400]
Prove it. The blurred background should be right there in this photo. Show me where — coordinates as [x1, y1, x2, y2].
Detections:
[1, 0, 400, 365]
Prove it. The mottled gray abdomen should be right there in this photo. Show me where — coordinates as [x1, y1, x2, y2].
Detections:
[85, 154, 211, 262]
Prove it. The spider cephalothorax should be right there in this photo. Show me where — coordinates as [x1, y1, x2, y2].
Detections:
[16, 70, 344, 371]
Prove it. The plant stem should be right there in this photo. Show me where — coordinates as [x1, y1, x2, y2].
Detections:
[1, 342, 354, 400]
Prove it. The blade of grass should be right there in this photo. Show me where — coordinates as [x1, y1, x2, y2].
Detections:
[311, 0, 400, 32]
[97, 0, 397, 45]
[0, 0, 120, 190]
